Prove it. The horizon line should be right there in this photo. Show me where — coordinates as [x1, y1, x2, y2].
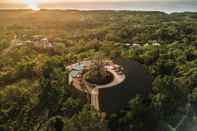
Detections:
[0, 8, 196, 13]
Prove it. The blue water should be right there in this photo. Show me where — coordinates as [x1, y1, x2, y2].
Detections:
[1, 1, 197, 13]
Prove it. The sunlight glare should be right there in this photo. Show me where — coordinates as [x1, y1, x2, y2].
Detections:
[32, 7, 40, 11]
[23, 0, 40, 11]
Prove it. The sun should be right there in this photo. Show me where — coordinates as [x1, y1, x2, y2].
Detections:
[32, 7, 40, 11]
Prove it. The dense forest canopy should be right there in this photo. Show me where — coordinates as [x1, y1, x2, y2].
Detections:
[0, 10, 197, 131]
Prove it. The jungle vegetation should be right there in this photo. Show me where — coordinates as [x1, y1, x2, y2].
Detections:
[0, 10, 197, 131]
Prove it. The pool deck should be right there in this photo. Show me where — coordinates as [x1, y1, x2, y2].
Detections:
[66, 60, 126, 91]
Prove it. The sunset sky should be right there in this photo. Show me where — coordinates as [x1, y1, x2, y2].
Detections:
[1, 0, 196, 3]
[0, 0, 196, 13]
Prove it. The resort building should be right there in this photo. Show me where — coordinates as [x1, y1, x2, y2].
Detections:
[66, 59, 152, 113]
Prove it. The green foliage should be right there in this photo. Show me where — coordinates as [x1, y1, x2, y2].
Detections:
[0, 10, 197, 131]
[63, 106, 108, 131]
[108, 96, 159, 131]
[0, 39, 10, 51]
[0, 79, 39, 131]
[152, 76, 187, 121]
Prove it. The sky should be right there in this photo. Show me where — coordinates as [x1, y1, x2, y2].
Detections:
[1, 0, 196, 5]
[0, 0, 197, 13]
[1, 0, 196, 3]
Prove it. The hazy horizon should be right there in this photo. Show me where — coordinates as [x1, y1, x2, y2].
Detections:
[0, 1, 197, 13]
